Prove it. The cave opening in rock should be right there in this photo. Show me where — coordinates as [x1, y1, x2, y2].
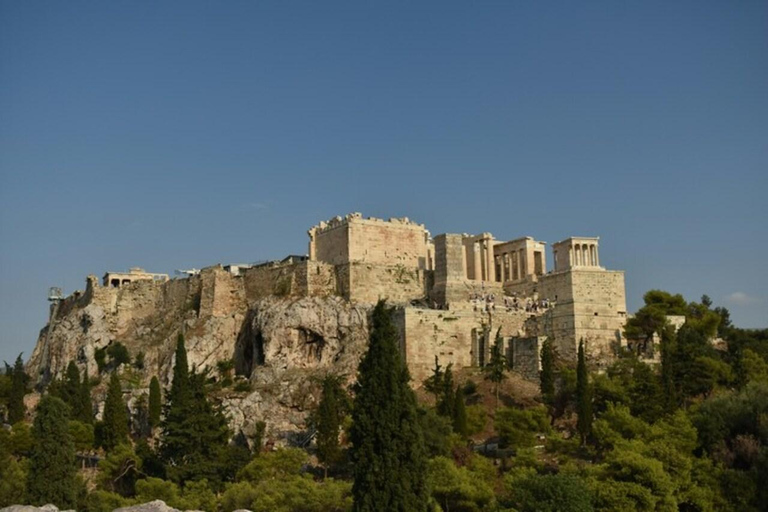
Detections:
[299, 328, 326, 363]
[235, 312, 265, 377]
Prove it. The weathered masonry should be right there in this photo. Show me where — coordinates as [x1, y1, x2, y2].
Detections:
[304, 213, 627, 381]
[43, 212, 627, 388]
[103, 267, 169, 288]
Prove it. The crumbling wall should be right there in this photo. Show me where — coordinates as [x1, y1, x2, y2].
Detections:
[199, 267, 246, 318]
[511, 337, 544, 381]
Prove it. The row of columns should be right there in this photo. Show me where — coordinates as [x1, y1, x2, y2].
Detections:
[570, 243, 599, 267]
[472, 238, 496, 282]
[494, 248, 526, 282]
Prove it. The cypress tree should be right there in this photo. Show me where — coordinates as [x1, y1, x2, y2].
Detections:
[452, 385, 468, 438]
[437, 363, 455, 418]
[149, 376, 162, 429]
[540, 338, 555, 407]
[26, 395, 76, 508]
[63, 361, 81, 408]
[576, 339, 592, 446]
[101, 372, 129, 451]
[350, 301, 429, 512]
[316, 374, 346, 478]
[168, 334, 190, 409]
[76, 371, 93, 423]
[160, 334, 230, 486]
[484, 330, 507, 410]
[8, 354, 27, 424]
[422, 355, 444, 405]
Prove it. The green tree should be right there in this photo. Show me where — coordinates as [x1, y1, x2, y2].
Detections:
[107, 342, 131, 367]
[576, 339, 592, 445]
[160, 334, 231, 487]
[76, 371, 93, 423]
[349, 301, 429, 512]
[659, 325, 677, 411]
[484, 330, 507, 410]
[540, 338, 556, 409]
[453, 385, 469, 438]
[315, 374, 347, 477]
[100, 372, 129, 451]
[504, 473, 593, 512]
[63, 361, 81, 407]
[97, 443, 142, 497]
[423, 355, 444, 405]
[437, 363, 455, 419]
[149, 375, 162, 428]
[26, 395, 76, 508]
[0, 429, 26, 506]
[8, 354, 28, 424]
[428, 456, 496, 512]
[495, 406, 551, 449]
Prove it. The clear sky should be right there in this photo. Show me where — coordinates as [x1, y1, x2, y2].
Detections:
[1, 1, 766, 364]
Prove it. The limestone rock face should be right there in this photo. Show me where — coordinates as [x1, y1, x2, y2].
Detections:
[228, 296, 370, 438]
[25, 272, 371, 441]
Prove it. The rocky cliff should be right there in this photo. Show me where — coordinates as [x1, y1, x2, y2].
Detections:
[26, 268, 372, 441]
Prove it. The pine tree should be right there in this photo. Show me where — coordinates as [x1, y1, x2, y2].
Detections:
[315, 374, 347, 478]
[575, 339, 592, 446]
[452, 385, 468, 438]
[26, 395, 76, 508]
[540, 338, 555, 407]
[8, 354, 27, 424]
[484, 330, 507, 410]
[149, 376, 162, 429]
[160, 334, 231, 486]
[422, 355, 444, 405]
[350, 301, 429, 512]
[659, 325, 678, 411]
[101, 372, 129, 451]
[437, 363, 455, 418]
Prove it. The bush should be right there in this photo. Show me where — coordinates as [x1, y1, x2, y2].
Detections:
[504, 473, 593, 512]
[107, 343, 131, 367]
[495, 406, 551, 449]
[234, 380, 253, 393]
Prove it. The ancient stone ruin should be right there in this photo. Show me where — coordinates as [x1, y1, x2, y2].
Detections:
[27, 213, 627, 437]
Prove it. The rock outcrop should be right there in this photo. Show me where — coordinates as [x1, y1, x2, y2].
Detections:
[26, 269, 371, 441]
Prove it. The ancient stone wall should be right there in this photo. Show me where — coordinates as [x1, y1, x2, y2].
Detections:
[311, 222, 350, 265]
[310, 214, 431, 269]
[343, 263, 431, 305]
[511, 337, 544, 381]
[396, 307, 531, 384]
[535, 269, 626, 366]
[432, 234, 467, 307]
[199, 267, 247, 318]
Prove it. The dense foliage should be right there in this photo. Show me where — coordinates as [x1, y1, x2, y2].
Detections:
[2, 291, 767, 511]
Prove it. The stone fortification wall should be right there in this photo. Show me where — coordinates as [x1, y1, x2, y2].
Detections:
[395, 307, 531, 384]
[536, 269, 626, 365]
[199, 267, 247, 318]
[27, 274, 203, 383]
[310, 213, 431, 270]
[242, 261, 337, 304]
[341, 263, 431, 305]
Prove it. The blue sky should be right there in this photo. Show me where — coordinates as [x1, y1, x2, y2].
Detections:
[1, 1, 766, 363]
